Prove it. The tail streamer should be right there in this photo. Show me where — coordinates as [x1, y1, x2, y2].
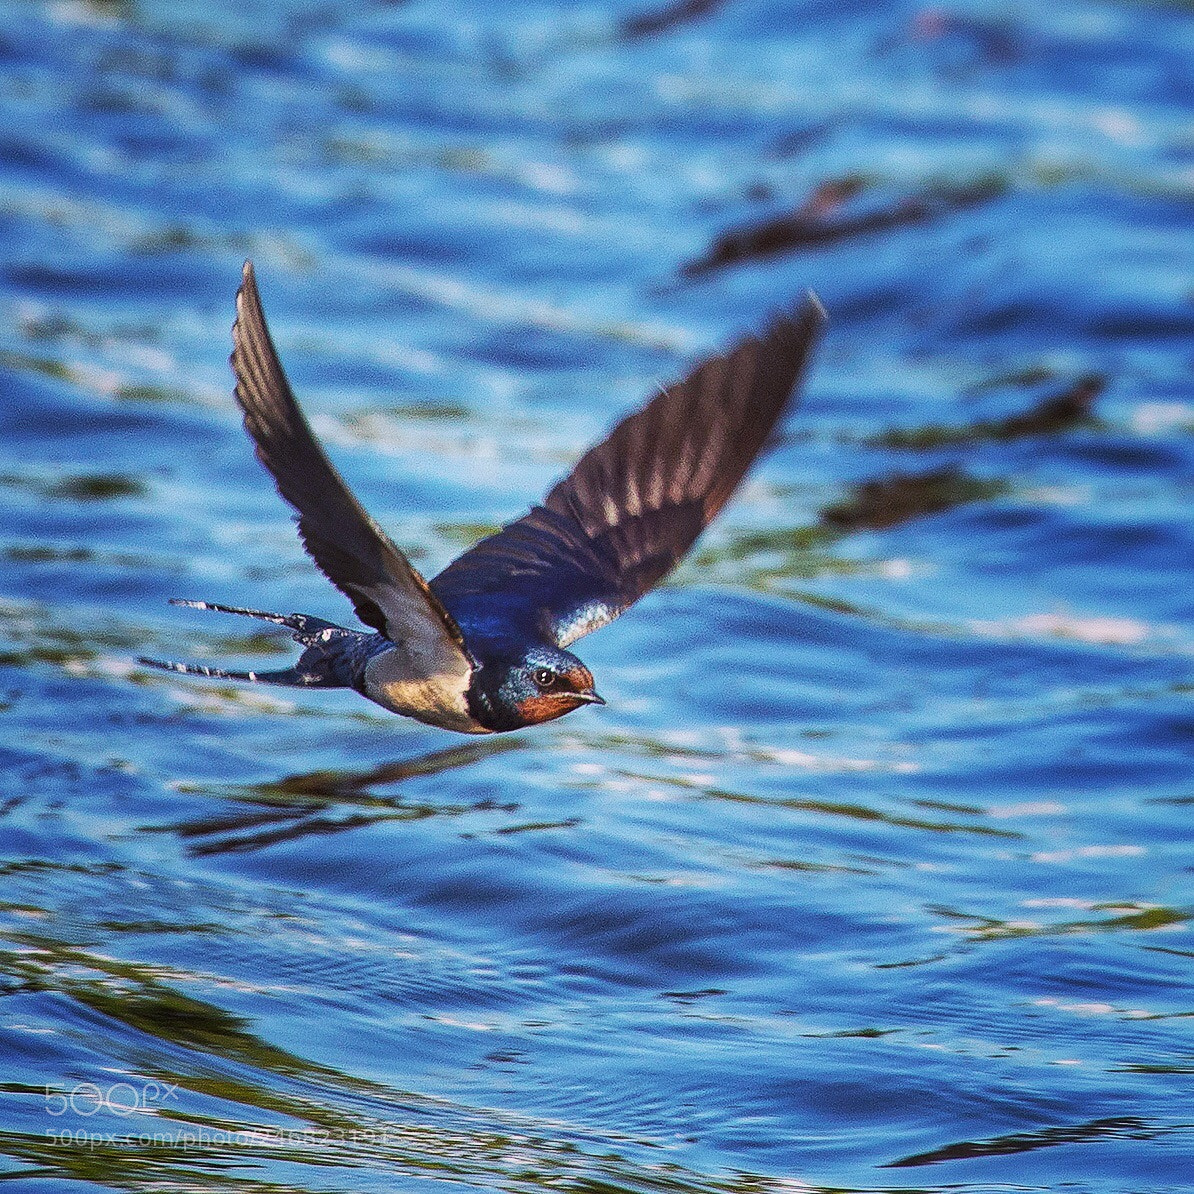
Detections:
[140, 599, 366, 689]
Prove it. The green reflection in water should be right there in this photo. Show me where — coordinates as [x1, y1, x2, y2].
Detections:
[1, 471, 147, 502]
[872, 375, 1104, 449]
[931, 902, 1190, 940]
[0, 909, 832, 1193]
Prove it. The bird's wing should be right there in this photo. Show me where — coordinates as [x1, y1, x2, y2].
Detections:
[231, 261, 472, 669]
[431, 295, 826, 647]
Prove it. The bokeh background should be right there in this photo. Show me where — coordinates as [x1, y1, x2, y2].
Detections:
[1, 1, 1193, 1190]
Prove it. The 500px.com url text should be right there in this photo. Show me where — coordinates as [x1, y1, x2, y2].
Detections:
[47, 1126, 412, 1150]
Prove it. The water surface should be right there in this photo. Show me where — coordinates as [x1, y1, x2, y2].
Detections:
[1, 1, 1192, 1190]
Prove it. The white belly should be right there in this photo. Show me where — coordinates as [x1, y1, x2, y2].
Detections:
[362, 646, 489, 734]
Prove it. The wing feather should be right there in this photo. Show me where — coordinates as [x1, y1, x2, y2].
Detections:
[432, 295, 826, 646]
[230, 261, 471, 672]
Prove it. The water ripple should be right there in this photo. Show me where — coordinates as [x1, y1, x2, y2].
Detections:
[1, 0, 1192, 1191]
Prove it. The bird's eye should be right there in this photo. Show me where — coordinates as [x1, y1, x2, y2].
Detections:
[533, 667, 557, 689]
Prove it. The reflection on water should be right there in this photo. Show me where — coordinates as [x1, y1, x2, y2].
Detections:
[155, 741, 524, 854]
[2, 0, 1193, 1191]
[872, 373, 1106, 449]
[682, 174, 1006, 278]
[883, 1116, 1162, 1169]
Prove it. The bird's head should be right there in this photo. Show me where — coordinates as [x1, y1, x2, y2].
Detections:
[467, 644, 605, 732]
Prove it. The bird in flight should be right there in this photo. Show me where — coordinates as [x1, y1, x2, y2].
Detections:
[143, 262, 825, 733]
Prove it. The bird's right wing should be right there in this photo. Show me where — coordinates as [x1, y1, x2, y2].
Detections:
[432, 296, 826, 646]
[231, 261, 473, 676]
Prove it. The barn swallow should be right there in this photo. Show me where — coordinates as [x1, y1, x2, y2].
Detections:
[142, 262, 825, 733]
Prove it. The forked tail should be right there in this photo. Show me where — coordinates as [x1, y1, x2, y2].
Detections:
[140, 599, 375, 689]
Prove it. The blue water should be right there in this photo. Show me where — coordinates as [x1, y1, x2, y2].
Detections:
[1, 1, 1193, 1190]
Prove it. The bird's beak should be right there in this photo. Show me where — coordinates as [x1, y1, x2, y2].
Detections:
[573, 691, 606, 706]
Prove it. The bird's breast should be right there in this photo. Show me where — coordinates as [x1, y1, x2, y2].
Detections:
[362, 645, 489, 734]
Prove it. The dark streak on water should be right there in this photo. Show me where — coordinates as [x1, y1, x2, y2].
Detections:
[1, 1, 1193, 1191]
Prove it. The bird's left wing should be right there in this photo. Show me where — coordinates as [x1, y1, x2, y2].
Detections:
[431, 295, 826, 646]
[231, 261, 473, 673]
